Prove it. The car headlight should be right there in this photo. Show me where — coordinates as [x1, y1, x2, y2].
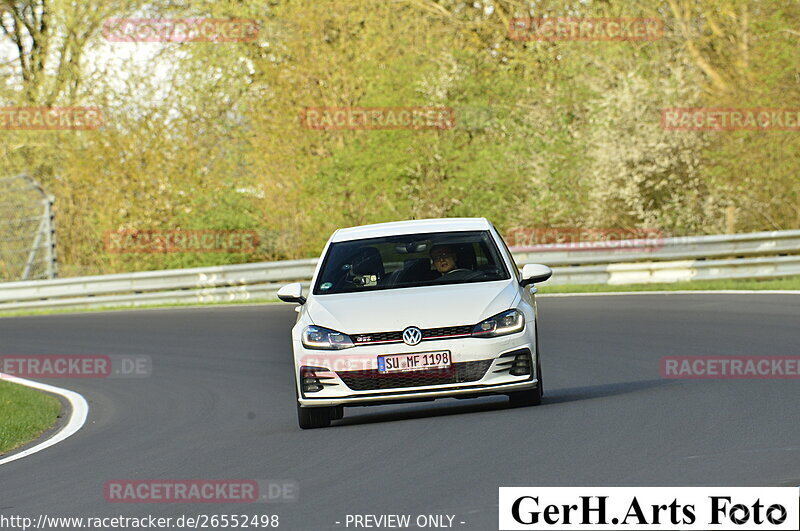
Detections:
[302, 325, 354, 350]
[472, 309, 525, 337]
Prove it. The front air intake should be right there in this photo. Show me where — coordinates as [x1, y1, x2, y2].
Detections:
[493, 349, 532, 376]
[299, 366, 338, 395]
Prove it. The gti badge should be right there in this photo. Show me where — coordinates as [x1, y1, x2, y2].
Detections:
[402, 326, 422, 346]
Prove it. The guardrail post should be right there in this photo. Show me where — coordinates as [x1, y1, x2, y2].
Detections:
[21, 213, 46, 281]
[45, 194, 57, 279]
[725, 206, 737, 234]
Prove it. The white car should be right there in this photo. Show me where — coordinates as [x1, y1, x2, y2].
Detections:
[277, 218, 552, 429]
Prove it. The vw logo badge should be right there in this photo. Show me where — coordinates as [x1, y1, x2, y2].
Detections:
[402, 326, 422, 346]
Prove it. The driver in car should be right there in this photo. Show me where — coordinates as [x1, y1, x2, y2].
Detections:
[430, 245, 460, 275]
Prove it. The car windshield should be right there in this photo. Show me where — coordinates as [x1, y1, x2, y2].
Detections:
[313, 230, 510, 295]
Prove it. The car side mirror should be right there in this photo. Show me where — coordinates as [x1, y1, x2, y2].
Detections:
[277, 283, 306, 305]
[520, 264, 552, 287]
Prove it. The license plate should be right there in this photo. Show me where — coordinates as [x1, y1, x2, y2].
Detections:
[378, 351, 451, 374]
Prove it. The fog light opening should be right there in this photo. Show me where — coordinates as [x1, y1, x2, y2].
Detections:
[300, 366, 326, 394]
[509, 352, 532, 376]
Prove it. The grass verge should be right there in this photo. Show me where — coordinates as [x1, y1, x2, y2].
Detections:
[0, 297, 280, 318]
[0, 379, 61, 455]
[538, 275, 800, 293]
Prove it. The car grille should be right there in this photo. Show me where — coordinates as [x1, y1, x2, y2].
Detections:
[354, 331, 402, 343]
[352, 324, 473, 345]
[423, 325, 473, 338]
[337, 359, 493, 391]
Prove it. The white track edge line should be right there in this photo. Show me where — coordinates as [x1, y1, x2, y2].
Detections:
[0, 374, 89, 466]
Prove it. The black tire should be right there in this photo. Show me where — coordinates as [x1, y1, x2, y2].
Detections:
[507, 353, 543, 407]
[330, 405, 344, 421]
[297, 401, 332, 429]
[535, 341, 543, 394]
[295, 379, 332, 429]
[508, 385, 542, 407]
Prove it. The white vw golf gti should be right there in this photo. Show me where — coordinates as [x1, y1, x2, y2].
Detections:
[277, 218, 552, 428]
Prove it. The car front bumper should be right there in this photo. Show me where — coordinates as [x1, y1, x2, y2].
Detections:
[297, 378, 537, 407]
[294, 333, 538, 408]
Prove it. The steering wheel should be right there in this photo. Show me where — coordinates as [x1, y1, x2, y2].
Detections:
[445, 268, 470, 275]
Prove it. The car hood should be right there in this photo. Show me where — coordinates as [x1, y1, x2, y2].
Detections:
[305, 280, 519, 333]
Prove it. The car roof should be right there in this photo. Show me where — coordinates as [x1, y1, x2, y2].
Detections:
[330, 218, 492, 242]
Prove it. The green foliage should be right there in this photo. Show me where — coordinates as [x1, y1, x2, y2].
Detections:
[0, 0, 798, 274]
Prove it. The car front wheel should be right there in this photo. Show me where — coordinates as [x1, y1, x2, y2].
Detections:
[297, 401, 332, 429]
[507, 353, 543, 407]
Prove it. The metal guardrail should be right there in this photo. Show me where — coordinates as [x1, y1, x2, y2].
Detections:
[0, 259, 318, 311]
[0, 230, 798, 311]
[510, 229, 800, 266]
[552, 255, 800, 286]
